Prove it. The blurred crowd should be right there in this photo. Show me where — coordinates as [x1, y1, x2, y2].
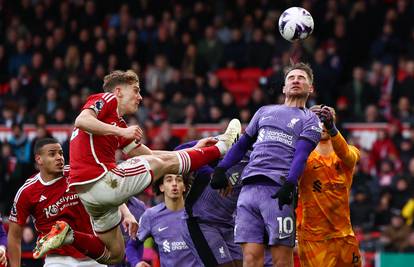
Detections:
[1, 0, 414, 261]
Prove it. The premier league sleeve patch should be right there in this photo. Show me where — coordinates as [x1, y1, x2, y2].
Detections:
[90, 99, 105, 114]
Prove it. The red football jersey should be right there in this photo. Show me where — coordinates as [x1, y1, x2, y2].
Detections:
[69, 92, 134, 186]
[9, 167, 93, 259]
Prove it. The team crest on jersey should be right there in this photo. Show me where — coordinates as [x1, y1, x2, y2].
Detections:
[90, 99, 105, 114]
[287, 118, 300, 128]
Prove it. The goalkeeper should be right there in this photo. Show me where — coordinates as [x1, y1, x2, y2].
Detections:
[297, 105, 361, 267]
[210, 63, 322, 266]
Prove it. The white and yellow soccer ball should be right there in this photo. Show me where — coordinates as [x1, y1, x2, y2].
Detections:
[278, 7, 314, 42]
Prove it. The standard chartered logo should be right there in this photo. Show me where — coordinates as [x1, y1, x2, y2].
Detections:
[162, 240, 188, 253]
[258, 128, 293, 146]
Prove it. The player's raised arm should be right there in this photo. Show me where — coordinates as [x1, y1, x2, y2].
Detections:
[7, 222, 23, 267]
[317, 106, 360, 168]
[331, 132, 360, 168]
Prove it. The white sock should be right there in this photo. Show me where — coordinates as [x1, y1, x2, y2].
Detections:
[175, 151, 191, 173]
[214, 141, 227, 156]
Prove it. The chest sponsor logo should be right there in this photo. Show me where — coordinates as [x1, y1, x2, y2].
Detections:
[161, 239, 189, 253]
[257, 128, 293, 146]
[43, 194, 80, 218]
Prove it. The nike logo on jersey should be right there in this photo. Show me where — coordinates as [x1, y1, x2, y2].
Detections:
[39, 195, 47, 202]
[313, 165, 322, 169]
[158, 226, 168, 232]
[261, 116, 272, 121]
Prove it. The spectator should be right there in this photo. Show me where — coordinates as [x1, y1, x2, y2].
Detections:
[380, 213, 411, 252]
[8, 39, 31, 75]
[390, 177, 411, 210]
[193, 92, 210, 123]
[197, 26, 223, 70]
[350, 188, 374, 231]
[220, 92, 239, 120]
[247, 88, 267, 115]
[246, 28, 272, 69]
[8, 123, 31, 165]
[373, 192, 393, 231]
[145, 54, 174, 94]
[221, 28, 247, 68]
[36, 87, 61, 120]
[167, 92, 187, 123]
[401, 232, 414, 252]
[394, 96, 414, 124]
[370, 129, 401, 175]
[340, 67, 379, 121]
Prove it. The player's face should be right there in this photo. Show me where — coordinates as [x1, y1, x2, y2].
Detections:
[160, 174, 186, 200]
[283, 69, 313, 98]
[118, 82, 142, 115]
[320, 125, 330, 141]
[35, 143, 64, 176]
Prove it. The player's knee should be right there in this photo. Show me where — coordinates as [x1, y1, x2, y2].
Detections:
[107, 246, 125, 264]
[243, 252, 262, 266]
[147, 155, 178, 178]
[272, 257, 292, 267]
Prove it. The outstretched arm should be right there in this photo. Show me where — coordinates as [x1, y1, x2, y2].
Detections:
[331, 132, 360, 168]
[7, 222, 23, 267]
[316, 106, 360, 168]
[210, 134, 254, 189]
[217, 134, 254, 170]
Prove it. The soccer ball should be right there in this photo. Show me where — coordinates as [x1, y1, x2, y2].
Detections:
[278, 7, 314, 42]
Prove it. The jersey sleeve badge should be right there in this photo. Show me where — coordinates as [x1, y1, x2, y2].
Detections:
[90, 99, 105, 114]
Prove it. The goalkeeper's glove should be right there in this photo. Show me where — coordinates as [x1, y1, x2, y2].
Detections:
[271, 179, 295, 210]
[316, 105, 338, 136]
[210, 167, 228, 189]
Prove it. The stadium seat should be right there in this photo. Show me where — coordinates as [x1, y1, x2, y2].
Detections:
[239, 67, 263, 84]
[263, 68, 274, 77]
[224, 80, 256, 107]
[215, 68, 239, 83]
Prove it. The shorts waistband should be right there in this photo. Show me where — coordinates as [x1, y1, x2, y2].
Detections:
[242, 175, 281, 186]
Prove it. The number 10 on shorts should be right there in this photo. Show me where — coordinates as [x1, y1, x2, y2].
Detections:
[277, 217, 294, 235]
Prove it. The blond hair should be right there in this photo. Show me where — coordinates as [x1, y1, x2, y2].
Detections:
[103, 70, 139, 92]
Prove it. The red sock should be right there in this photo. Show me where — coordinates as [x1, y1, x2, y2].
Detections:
[72, 230, 106, 259]
[176, 146, 221, 173]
